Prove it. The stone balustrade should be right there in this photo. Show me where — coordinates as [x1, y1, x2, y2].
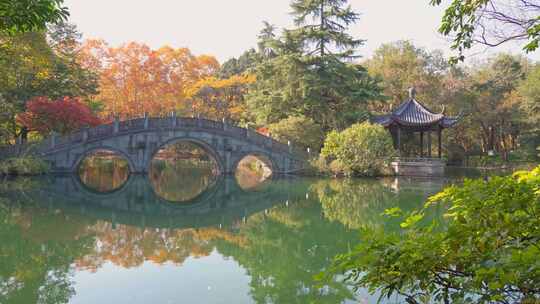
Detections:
[0, 116, 306, 174]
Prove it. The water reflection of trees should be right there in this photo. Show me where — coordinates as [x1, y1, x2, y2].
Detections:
[0, 196, 249, 303]
[235, 155, 273, 191]
[76, 223, 247, 271]
[215, 198, 359, 303]
[313, 178, 445, 231]
[78, 150, 130, 192]
[0, 176, 444, 304]
[149, 142, 219, 202]
[0, 197, 94, 304]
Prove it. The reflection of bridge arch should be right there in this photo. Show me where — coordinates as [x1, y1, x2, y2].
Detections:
[1, 117, 305, 174]
[75, 170, 132, 196]
[5, 175, 304, 229]
[74, 146, 137, 174]
[73, 174, 225, 209]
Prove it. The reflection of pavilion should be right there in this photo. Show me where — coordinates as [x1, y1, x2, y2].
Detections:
[388, 176, 446, 194]
[374, 88, 460, 177]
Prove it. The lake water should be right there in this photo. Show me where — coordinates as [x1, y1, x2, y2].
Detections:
[0, 159, 485, 304]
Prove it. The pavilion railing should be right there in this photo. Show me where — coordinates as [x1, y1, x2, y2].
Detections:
[393, 157, 446, 163]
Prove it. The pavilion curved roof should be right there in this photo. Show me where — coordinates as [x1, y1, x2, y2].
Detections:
[373, 98, 459, 129]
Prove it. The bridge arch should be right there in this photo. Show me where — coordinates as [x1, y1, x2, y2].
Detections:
[232, 151, 278, 174]
[2, 117, 304, 174]
[146, 136, 225, 175]
[74, 146, 136, 174]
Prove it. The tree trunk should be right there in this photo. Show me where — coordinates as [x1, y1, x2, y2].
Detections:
[320, 0, 325, 57]
[488, 125, 495, 152]
[20, 126, 28, 144]
[479, 121, 489, 153]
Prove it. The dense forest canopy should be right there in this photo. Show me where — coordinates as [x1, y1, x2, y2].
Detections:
[0, 0, 539, 164]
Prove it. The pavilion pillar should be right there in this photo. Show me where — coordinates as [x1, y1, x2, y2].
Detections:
[420, 132, 424, 158]
[438, 128, 442, 158]
[427, 131, 432, 158]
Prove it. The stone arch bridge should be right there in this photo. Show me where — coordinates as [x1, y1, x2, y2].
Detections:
[0, 116, 306, 174]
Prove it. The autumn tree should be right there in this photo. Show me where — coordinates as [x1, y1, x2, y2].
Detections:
[433, 54, 531, 163]
[17, 96, 101, 135]
[0, 22, 98, 142]
[80, 40, 220, 118]
[188, 74, 255, 121]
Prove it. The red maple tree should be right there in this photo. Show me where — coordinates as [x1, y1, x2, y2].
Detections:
[17, 96, 102, 135]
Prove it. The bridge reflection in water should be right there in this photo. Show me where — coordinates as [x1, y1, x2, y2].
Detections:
[10, 173, 299, 230]
[0, 170, 451, 304]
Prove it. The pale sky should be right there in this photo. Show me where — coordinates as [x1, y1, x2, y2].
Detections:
[64, 0, 539, 63]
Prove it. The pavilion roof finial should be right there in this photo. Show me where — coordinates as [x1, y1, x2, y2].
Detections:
[408, 87, 416, 100]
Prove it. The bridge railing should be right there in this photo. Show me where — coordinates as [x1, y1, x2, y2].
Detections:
[70, 130, 84, 144]
[178, 117, 197, 128]
[0, 116, 303, 159]
[119, 118, 144, 131]
[0, 141, 49, 158]
[54, 133, 72, 149]
[198, 118, 222, 130]
[148, 117, 169, 129]
[228, 125, 248, 138]
[89, 124, 114, 139]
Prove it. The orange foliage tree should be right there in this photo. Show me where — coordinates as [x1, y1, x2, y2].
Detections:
[17, 96, 101, 135]
[73, 223, 247, 271]
[79, 39, 220, 118]
[188, 74, 255, 121]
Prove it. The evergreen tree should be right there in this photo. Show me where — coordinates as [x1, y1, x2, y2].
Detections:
[218, 22, 278, 79]
[257, 21, 277, 59]
[217, 49, 260, 79]
[288, 0, 364, 63]
[246, 0, 382, 131]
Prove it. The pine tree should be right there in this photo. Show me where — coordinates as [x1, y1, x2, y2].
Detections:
[289, 0, 364, 62]
[257, 21, 277, 58]
[246, 0, 382, 131]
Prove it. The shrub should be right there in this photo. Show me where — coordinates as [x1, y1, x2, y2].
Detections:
[322, 166, 540, 303]
[0, 156, 50, 175]
[267, 115, 324, 152]
[320, 122, 395, 176]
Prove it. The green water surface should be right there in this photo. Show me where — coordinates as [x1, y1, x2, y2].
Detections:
[0, 162, 476, 304]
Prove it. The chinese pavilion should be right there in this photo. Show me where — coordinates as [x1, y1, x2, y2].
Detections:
[373, 87, 460, 176]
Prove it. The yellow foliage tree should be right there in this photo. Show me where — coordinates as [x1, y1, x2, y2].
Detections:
[188, 74, 255, 121]
[79, 39, 220, 119]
